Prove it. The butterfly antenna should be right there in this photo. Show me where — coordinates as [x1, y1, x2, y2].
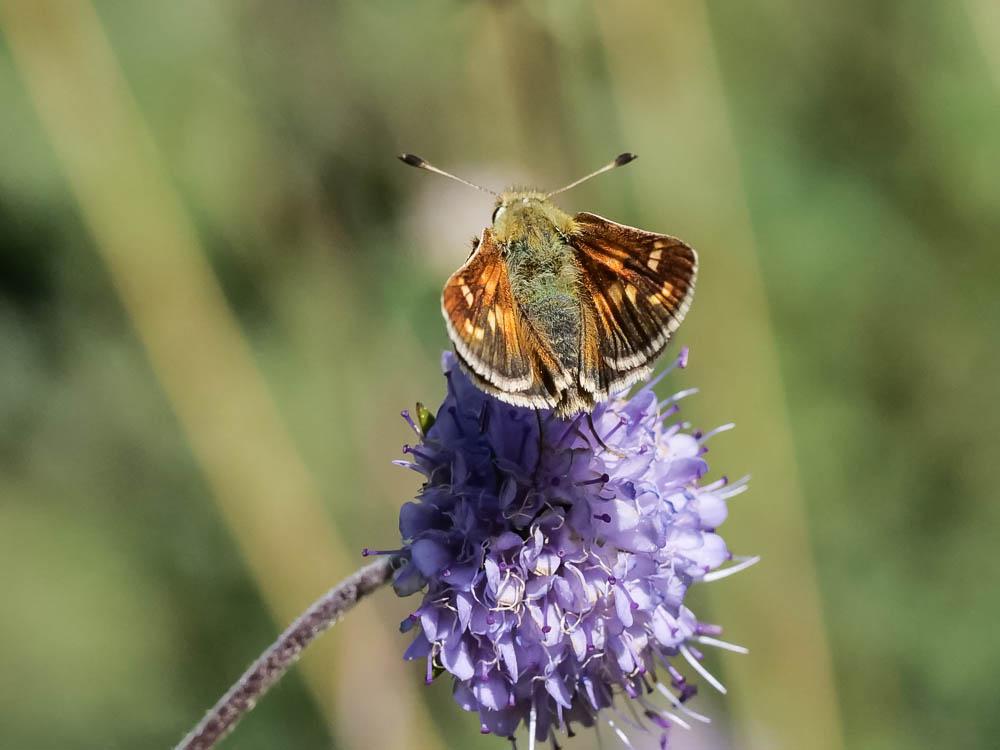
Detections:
[546, 152, 637, 198]
[398, 153, 497, 196]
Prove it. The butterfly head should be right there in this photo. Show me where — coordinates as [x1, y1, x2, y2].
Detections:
[491, 190, 573, 245]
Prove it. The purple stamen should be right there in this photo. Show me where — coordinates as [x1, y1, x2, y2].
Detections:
[361, 547, 401, 557]
[645, 710, 671, 730]
[390, 459, 429, 476]
[400, 409, 422, 437]
[603, 416, 628, 442]
[658, 387, 699, 412]
[657, 404, 680, 423]
[403, 445, 435, 463]
[554, 415, 585, 448]
[640, 347, 690, 395]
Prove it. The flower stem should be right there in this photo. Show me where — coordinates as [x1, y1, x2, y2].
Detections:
[174, 556, 396, 750]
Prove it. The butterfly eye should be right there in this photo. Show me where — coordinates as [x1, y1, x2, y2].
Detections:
[492, 205, 506, 223]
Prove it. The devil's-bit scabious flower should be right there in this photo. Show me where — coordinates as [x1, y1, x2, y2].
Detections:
[371, 350, 756, 748]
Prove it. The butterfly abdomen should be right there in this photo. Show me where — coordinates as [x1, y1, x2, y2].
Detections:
[505, 235, 582, 372]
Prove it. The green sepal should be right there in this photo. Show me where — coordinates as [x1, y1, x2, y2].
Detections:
[416, 402, 435, 433]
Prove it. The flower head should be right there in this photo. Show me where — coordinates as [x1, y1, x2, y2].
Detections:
[378, 350, 755, 747]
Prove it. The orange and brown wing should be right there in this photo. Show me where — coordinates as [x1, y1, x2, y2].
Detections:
[442, 228, 568, 409]
[571, 212, 697, 399]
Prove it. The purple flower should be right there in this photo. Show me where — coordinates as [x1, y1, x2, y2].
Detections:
[374, 350, 756, 748]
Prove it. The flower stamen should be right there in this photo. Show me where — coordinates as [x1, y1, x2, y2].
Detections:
[607, 718, 635, 748]
[400, 409, 423, 437]
[679, 645, 726, 694]
[361, 547, 401, 557]
[702, 555, 760, 582]
[576, 473, 610, 487]
[696, 635, 749, 654]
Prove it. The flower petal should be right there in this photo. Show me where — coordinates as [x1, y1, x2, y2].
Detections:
[473, 672, 510, 711]
[410, 538, 451, 576]
[545, 673, 573, 709]
[440, 634, 475, 681]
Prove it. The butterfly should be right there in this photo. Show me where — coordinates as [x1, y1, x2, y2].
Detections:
[400, 153, 697, 418]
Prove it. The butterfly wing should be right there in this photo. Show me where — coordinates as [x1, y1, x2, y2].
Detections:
[442, 228, 568, 410]
[571, 212, 697, 399]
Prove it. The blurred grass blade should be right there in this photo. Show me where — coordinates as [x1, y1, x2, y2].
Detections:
[592, 2, 845, 749]
[966, 0, 1000, 89]
[0, 2, 442, 748]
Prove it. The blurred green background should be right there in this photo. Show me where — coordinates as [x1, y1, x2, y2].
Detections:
[2, 2, 998, 749]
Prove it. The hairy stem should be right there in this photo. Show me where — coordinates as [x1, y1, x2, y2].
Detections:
[174, 556, 396, 750]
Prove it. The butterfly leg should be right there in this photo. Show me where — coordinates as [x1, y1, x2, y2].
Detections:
[586, 411, 626, 458]
[534, 409, 545, 478]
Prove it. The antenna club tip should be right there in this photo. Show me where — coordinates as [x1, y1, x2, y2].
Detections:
[615, 152, 638, 167]
[398, 153, 426, 168]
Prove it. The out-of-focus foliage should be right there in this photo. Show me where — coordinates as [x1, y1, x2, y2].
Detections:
[0, 1, 997, 749]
